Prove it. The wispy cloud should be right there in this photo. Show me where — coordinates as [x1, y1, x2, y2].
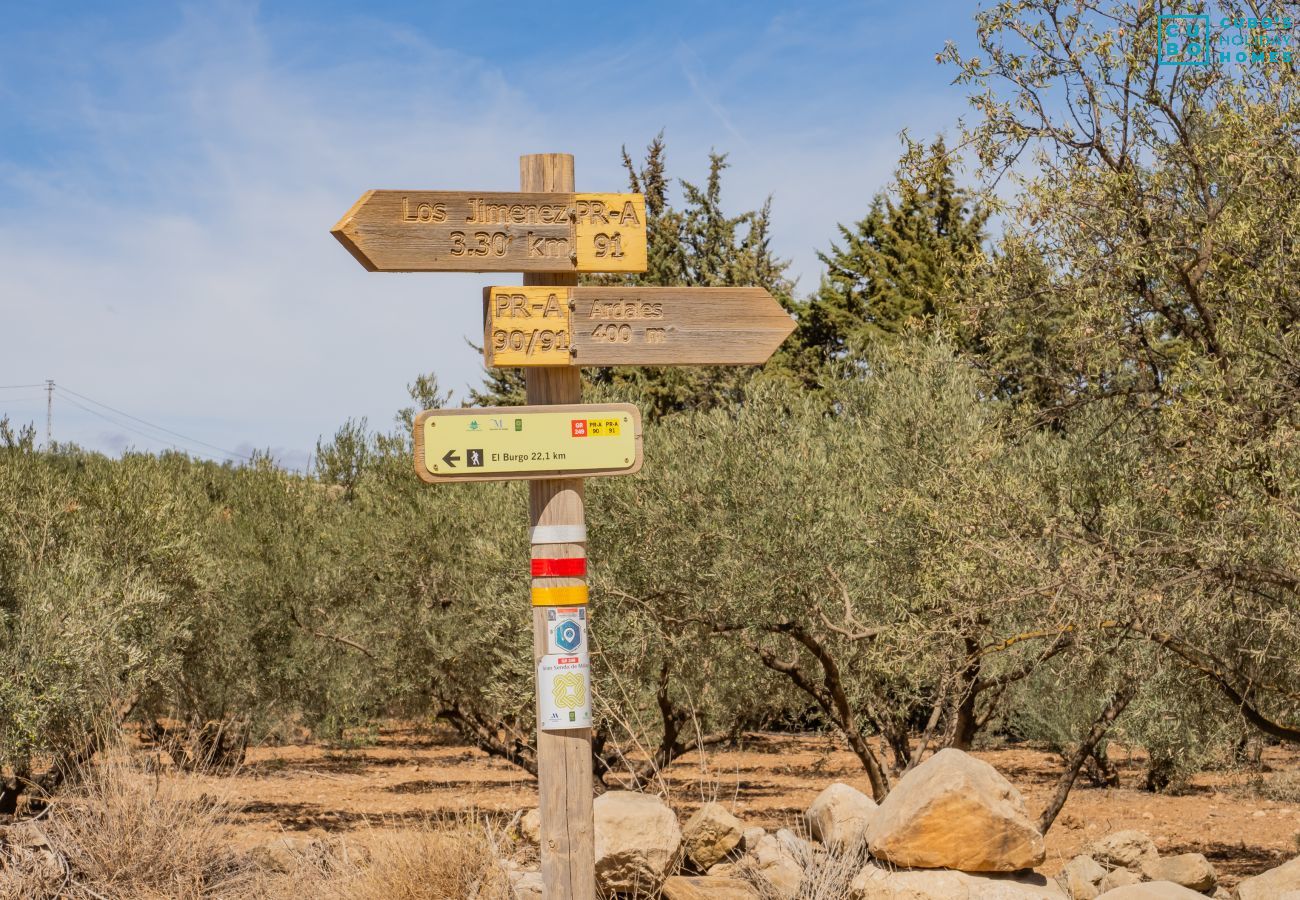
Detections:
[0, 1, 975, 461]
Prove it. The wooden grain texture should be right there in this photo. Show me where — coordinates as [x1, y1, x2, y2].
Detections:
[522, 154, 596, 900]
[484, 285, 797, 367]
[411, 403, 643, 483]
[330, 190, 645, 273]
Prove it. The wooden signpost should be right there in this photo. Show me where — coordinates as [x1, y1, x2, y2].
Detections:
[484, 285, 795, 367]
[331, 191, 647, 272]
[332, 154, 792, 900]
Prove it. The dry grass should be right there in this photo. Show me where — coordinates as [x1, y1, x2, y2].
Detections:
[1239, 769, 1300, 804]
[287, 821, 513, 900]
[0, 753, 515, 899]
[737, 828, 867, 900]
[1, 754, 256, 899]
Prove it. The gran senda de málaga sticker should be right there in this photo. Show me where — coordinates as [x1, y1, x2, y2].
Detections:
[537, 653, 592, 731]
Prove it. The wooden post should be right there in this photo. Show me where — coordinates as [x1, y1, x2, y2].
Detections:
[522, 153, 595, 900]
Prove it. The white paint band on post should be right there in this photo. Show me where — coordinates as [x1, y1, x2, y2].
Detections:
[529, 524, 587, 545]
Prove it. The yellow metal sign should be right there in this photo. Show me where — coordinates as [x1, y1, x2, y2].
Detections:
[413, 403, 643, 483]
[486, 286, 574, 366]
[572, 193, 648, 272]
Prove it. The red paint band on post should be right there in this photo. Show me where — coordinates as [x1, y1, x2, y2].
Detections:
[531, 557, 587, 578]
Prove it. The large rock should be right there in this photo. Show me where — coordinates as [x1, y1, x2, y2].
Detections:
[1236, 857, 1300, 900]
[864, 748, 1046, 871]
[594, 791, 682, 894]
[806, 783, 878, 852]
[662, 875, 761, 899]
[510, 870, 543, 900]
[1089, 832, 1160, 870]
[1141, 854, 1218, 893]
[775, 828, 814, 858]
[747, 832, 804, 899]
[740, 826, 766, 851]
[850, 865, 1066, 900]
[682, 802, 744, 870]
[1100, 870, 1144, 894]
[517, 808, 541, 845]
[1097, 883, 1207, 900]
[1058, 855, 1109, 900]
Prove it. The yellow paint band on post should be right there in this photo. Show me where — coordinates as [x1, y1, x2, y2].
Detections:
[531, 585, 589, 607]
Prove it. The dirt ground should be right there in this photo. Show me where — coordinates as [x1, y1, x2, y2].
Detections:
[179, 725, 1300, 887]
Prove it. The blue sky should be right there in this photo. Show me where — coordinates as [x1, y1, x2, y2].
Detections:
[0, 1, 982, 469]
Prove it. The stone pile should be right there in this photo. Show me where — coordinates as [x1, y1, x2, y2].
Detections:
[503, 748, 1300, 900]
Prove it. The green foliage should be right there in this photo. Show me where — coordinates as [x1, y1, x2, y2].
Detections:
[472, 134, 800, 417]
[799, 138, 990, 361]
[3, 1, 1299, 808]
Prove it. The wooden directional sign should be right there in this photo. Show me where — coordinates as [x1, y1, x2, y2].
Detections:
[332, 192, 647, 273]
[413, 403, 643, 483]
[483, 286, 795, 367]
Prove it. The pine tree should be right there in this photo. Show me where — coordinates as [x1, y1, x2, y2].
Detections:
[799, 139, 988, 361]
[588, 139, 797, 417]
[473, 134, 798, 417]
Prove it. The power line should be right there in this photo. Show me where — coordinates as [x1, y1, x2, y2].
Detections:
[56, 384, 252, 461]
[53, 392, 240, 461]
[0, 384, 47, 390]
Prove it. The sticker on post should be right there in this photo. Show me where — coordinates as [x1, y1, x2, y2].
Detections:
[537, 653, 592, 731]
[545, 607, 588, 654]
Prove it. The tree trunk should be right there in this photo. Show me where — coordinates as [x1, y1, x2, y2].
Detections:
[1039, 682, 1136, 834]
[1083, 743, 1120, 788]
[950, 637, 982, 750]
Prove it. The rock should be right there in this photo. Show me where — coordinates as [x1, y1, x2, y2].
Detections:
[594, 791, 682, 895]
[1057, 855, 1109, 900]
[662, 875, 761, 899]
[1100, 869, 1144, 894]
[511, 870, 544, 900]
[682, 802, 744, 870]
[1141, 854, 1217, 892]
[747, 833, 803, 900]
[708, 862, 740, 878]
[2, 823, 51, 850]
[806, 782, 878, 852]
[775, 828, 813, 858]
[520, 808, 541, 845]
[1089, 831, 1160, 870]
[0, 844, 63, 885]
[1235, 857, 1300, 900]
[1097, 883, 1208, 900]
[740, 826, 766, 851]
[850, 864, 1066, 900]
[248, 836, 318, 873]
[864, 747, 1046, 871]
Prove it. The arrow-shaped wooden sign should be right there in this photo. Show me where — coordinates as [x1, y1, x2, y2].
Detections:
[332, 191, 646, 273]
[483, 286, 795, 367]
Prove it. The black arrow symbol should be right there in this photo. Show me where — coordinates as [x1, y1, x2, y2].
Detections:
[442, 449, 461, 467]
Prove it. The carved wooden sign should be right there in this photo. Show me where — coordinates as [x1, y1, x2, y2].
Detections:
[331, 191, 647, 273]
[413, 403, 643, 483]
[484, 286, 796, 367]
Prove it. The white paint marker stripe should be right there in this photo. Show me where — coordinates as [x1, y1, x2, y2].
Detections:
[529, 524, 587, 544]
